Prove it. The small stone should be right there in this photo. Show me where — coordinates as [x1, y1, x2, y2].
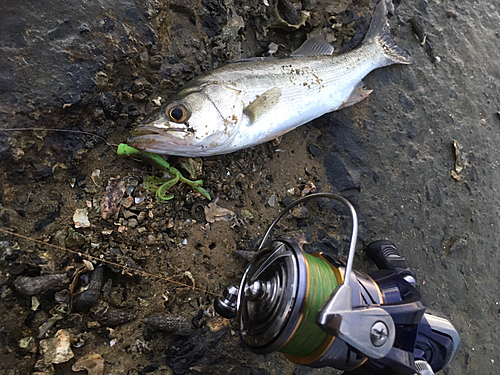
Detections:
[91, 301, 137, 327]
[100, 178, 126, 220]
[128, 218, 138, 228]
[308, 144, 319, 157]
[449, 238, 467, 254]
[19, 336, 37, 353]
[15, 274, 69, 296]
[301, 181, 316, 197]
[72, 353, 104, 375]
[268, 193, 276, 207]
[240, 210, 254, 221]
[39, 329, 74, 364]
[144, 315, 191, 336]
[121, 196, 134, 209]
[79, 23, 91, 33]
[73, 208, 91, 228]
[122, 210, 136, 219]
[137, 211, 147, 222]
[65, 228, 86, 248]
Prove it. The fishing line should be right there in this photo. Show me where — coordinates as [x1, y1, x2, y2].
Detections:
[0, 227, 222, 298]
[0, 127, 187, 170]
[280, 252, 339, 357]
[1, 127, 117, 149]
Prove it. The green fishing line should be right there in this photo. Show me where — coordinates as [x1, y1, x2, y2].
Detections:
[279, 253, 339, 357]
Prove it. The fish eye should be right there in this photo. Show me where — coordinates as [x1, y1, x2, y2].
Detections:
[165, 103, 190, 123]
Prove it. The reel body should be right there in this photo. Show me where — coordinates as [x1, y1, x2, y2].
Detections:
[215, 193, 460, 374]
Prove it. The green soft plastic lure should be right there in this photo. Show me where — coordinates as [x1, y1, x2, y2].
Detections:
[117, 143, 211, 201]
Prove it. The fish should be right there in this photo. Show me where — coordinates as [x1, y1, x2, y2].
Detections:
[128, 0, 410, 157]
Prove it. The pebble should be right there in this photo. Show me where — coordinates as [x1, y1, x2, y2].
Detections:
[38, 329, 74, 364]
[144, 315, 192, 336]
[91, 301, 137, 327]
[137, 211, 147, 222]
[122, 209, 136, 218]
[268, 193, 276, 207]
[14, 274, 69, 296]
[127, 218, 138, 228]
[73, 266, 104, 311]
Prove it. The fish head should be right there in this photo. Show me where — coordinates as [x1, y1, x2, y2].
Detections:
[128, 83, 245, 156]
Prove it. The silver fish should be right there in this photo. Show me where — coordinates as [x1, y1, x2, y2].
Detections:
[129, 1, 409, 157]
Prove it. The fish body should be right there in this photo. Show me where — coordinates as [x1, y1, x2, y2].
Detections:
[129, 1, 409, 157]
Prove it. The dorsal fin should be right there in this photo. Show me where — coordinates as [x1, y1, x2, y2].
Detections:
[291, 35, 335, 57]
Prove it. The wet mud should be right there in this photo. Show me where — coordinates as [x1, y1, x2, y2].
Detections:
[1, 0, 500, 374]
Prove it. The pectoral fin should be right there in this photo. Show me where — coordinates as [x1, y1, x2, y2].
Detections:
[244, 87, 282, 124]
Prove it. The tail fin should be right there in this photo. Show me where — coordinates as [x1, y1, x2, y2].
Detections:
[364, 0, 410, 66]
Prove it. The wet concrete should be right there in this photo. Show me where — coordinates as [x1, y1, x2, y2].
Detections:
[1, 0, 500, 374]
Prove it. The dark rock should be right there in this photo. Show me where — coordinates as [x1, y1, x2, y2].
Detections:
[328, 118, 365, 163]
[140, 365, 159, 375]
[324, 154, 360, 192]
[425, 180, 443, 207]
[192, 317, 201, 328]
[470, 166, 479, 182]
[201, 16, 220, 38]
[91, 300, 137, 327]
[101, 17, 116, 32]
[149, 55, 163, 70]
[277, 0, 303, 25]
[33, 211, 60, 232]
[99, 91, 121, 120]
[408, 145, 419, 158]
[398, 91, 415, 111]
[144, 315, 192, 336]
[65, 228, 86, 248]
[165, 328, 227, 375]
[73, 265, 104, 311]
[14, 274, 69, 296]
[0, 133, 10, 161]
[308, 144, 319, 157]
[47, 21, 73, 40]
[33, 166, 54, 182]
[0, 14, 27, 48]
[391, 131, 406, 146]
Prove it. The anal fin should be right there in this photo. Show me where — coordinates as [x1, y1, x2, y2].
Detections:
[339, 83, 373, 109]
[244, 87, 282, 124]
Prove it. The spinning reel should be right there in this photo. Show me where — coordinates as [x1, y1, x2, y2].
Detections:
[215, 193, 460, 375]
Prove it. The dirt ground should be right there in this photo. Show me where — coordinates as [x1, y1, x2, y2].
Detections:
[1, 0, 499, 374]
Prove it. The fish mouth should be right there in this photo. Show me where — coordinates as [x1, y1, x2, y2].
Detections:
[128, 125, 193, 154]
[130, 125, 188, 137]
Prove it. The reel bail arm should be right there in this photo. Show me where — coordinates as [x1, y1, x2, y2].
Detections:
[309, 195, 395, 359]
